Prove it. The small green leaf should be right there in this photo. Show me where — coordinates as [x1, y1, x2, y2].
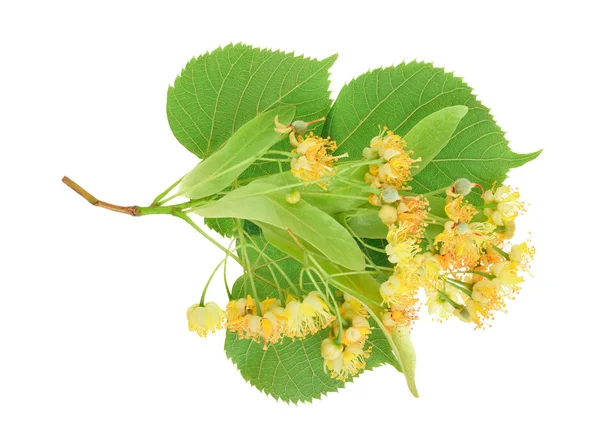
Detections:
[404, 105, 468, 176]
[179, 106, 295, 199]
[342, 210, 388, 239]
[192, 182, 365, 271]
[391, 326, 418, 397]
[204, 217, 237, 238]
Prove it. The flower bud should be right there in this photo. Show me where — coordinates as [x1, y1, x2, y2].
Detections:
[378, 204, 398, 224]
[321, 338, 343, 360]
[343, 327, 363, 344]
[382, 186, 400, 203]
[292, 120, 308, 135]
[484, 190, 494, 203]
[453, 178, 473, 195]
[285, 189, 301, 204]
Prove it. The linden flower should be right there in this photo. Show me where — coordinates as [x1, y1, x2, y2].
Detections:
[397, 196, 429, 238]
[385, 224, 418, 264]
[379, 274, 411, 304]
[290, 134, 340, 189]
[187, 302, 226, 337]
[483, 185, 524, 226]
[445, 195, 477, 223]
[379, 274, 419, 326]
[435, 220, 494, 270]
[471, 277, 503, 306]
[341, 315, 372, 345]
[225, 296, 251, 321]
[382, 309, 411, 329]
[321, 338, 371, 381]
[491, 261, 524, 287]
[339, 293, 368, 319]
[412, 252, 443, 289]
[426, 287, 460, 321]
[284, 291, 335, 339]
[226, 297, 286, 349]
[461, 277, 508, 328]
[363, 128, 420, 190]
[509, 241, 535, 269]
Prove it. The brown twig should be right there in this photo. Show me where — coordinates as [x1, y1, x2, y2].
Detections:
[62, 176, 140, 216]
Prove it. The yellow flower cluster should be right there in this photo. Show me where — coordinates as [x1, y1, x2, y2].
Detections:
[374, 196, 431, 330]
[360, 129, 533, 330]
[363, 127, 420, 191]
[225, 292, 335, 350]
[375, 180, 534, 329]
[434, 195, 494, 270]
[225, 296, 286, 349]
[321, 294, 372, 381]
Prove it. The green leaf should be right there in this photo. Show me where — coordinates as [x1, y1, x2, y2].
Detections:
[204, 217, 236, 238]
[167, 43, 336, 160]
[323, 62, 540, 199]
[179, 106, 295, 199]
[192, 182, 365, 271]
[224, 234, 396, 403]
[404, 105, 468, 175]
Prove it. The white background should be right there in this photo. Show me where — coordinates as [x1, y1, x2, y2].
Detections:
[1, 1, 598, 438]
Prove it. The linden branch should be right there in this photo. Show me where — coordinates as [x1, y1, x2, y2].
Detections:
[61, 176, 242, 264]
[62, 176, 141, 216]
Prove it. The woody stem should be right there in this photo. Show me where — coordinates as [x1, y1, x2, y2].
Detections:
[62, 176, 140, 216]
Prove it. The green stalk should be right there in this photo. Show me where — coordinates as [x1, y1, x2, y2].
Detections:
[200, 258, 226, 306]
[305, 267, 344, 345]
[490, 244, 510, 260]
[173, 212, 242, 264]
[444, 278, 472, 297]
[236, 219, 262, 316]
[152, 175, 185, 206]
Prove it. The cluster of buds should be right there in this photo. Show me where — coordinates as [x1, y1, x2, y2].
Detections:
[320, 294, 372, 381]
